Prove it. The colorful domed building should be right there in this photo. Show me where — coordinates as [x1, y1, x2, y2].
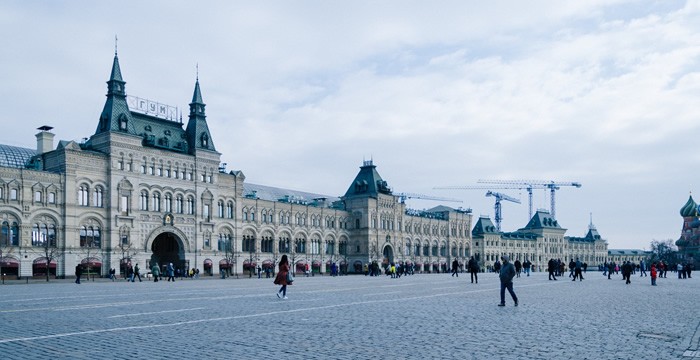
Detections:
[676, 194, 699, 264]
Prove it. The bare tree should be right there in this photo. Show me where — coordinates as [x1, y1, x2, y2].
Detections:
[38, 237, 62, 282]
[221, 237, 237, 278]
[117, 240, 138, 279]
[649, 239, 678, 265]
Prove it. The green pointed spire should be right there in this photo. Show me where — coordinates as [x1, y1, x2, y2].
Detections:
[110, 54, 123, 82]
[192, 79, 203, 104]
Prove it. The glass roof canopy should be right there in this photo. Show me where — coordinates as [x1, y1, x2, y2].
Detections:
[0, 144, 36, 168]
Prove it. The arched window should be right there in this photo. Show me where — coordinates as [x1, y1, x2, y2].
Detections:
[32, 223, 56, 247]
[423, 243, 430, 257]
[78, 185, 89, 206]
[164, 194, 172, 212]
[218, 201, 224, 218]
[80, 225, 101, 248]
[311, 238, 321, 255]
[278, 237, 290, 253]
[186, 196, 194, 215]
[92, 186, 103, 207]
[201, 133, 209, 147]
[1, 220, 20, 246]
[176, 195, 183, 214]
[325, 240, 335, 255]
[152, 192, 161, 212]
[242, 235, 256, 252]
[140, 191, 149, 210]
[295, 238, 306, 253]
[226, 202, 234, 219]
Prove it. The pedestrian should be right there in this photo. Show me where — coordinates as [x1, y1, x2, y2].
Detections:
[468, 256, 479, 284]
[167, 263, 175, 282]
[151, 263, 160, 282]
[650, 263, 657, 286]
[497, 255, 518, 307]
[639, 260, 647, 277]
[608, 262, 615, 280]
[573, 258, 583, 281]
[274, 254, 291, 299]
[451, 259, 459, 277]
[133, 263, 142, 282]
[257, 265, 262, 279]
[109, 268, 116, 282]
[678, 263, 684, 279]
[523, 259, 531, 277]
[127, 263, 134, 282]
[548, 258, 557, 281]
[622, 261, 632, 284]
[514, 259, 522, 278]
[75, 264, 83, 284]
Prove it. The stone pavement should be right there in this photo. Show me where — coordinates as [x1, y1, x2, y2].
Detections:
[0, 271, 698, 359]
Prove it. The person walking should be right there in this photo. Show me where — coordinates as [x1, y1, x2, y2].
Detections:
[498, 255, 518, 307]
[109, 268, 116, 282]
[468, 256, 479, 284]
[573, 258, 583, 281]
[548, 258, 557, 281]
[151, 263, 160, 282]
[166, 263, 175, 282]
[639, 260, 647, 277]
[126, 263, 134, 282]
[523, 259, 531, 276]
[274, 254, 292, 299]
[622, 261, 632, 284]
[133, 263, 143, 282]
[650, 263, 657, 286]
[451, 259, 459, 277]
[75, 264, 83, 284]
[514, 259, 522, 278]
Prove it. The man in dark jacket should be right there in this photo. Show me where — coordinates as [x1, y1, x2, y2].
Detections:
[75, 264, 83, 284]
[451, 259, 459, 277]
[548, 258, 557, 280]
[468, 256, 479, 284]
[498, 255, 518, 307]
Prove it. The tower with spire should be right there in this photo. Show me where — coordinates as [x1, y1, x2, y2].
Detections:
[185, 70, 216, 154]
[94, 49, 134, 135]
[677, 194, 700, 262]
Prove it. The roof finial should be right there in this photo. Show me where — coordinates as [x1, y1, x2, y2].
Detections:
[114, 34, 118, 56]
[196, 62, 199, 81]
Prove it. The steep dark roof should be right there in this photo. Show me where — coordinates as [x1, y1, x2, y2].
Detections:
[680, 195, 699, 217]
[522, 210, 562, 229]
[343, 160, 392, 198]
[501, 231, 537, 240]
[132, 112, 189, 153]
[472, 216, 499, 235]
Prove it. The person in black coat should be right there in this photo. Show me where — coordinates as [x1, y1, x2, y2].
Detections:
[548, 259, 557, 280]
[468, 256, 479, 284]
[75, 264, 83, 284]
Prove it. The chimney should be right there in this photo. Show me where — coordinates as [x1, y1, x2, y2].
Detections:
[36, 125, 55, 154]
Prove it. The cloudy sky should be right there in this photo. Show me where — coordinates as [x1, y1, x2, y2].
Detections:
[1, 1, 698, 249]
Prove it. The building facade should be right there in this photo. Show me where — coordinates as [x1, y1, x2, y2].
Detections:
[0, 53, 475, 278]
[472, 210, 609, 272]
[676, 195, 699, 264]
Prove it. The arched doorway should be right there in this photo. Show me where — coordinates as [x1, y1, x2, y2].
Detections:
[383, 245, 394, 264]
[151, 232, 186, 273]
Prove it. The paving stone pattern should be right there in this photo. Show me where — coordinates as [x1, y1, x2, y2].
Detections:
[0, 271, 698, 359]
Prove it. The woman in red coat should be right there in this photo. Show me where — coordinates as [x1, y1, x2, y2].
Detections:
[274, 254, 291, 299]
[650, 263, 657, 286]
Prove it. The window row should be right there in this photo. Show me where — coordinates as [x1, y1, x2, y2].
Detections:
[139, 192, 195, 215]
[0, 187, 57, 204]
[78, 185, 103, 207]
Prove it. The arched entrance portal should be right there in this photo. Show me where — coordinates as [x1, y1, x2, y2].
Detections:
[383, 245, 394, 264]
[151, 232, 186, 273]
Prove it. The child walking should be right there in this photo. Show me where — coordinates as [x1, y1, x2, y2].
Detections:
[650, 263, 657, 286]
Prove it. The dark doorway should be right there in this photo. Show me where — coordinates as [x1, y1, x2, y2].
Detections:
[383, 245, 394, 264]
[151, 232, 185, 271]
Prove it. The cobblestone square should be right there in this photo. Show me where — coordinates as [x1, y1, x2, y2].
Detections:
[0, 271, 698, 359]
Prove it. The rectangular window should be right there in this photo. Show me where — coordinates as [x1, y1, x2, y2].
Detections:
[148, 167, 154, 175]
[127, 162, 132, 171]
[120, 195, 129, 215]
[34, 191, 42, 202]
[10, 189, 18, 200]
[204, 204, 210, 220]
[157, 168, 162, 176]
[48, 192, 55, 204]
[166, 169, 171, 178]
[141, 165, 147, 174]
[118, 161, 124, 170]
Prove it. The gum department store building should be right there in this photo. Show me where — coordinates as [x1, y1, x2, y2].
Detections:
[0, 53, 617, 279]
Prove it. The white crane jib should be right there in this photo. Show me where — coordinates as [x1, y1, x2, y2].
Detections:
[485, 191, 520, 232]
[478, 179, 581, 219]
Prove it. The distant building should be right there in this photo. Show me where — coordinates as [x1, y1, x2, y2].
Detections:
[676, 194, 699, 264]
[472, 210, 609, 271]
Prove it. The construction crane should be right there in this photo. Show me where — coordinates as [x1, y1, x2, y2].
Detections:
[478, 180, 581, 219]
[486, 191, 521, 232]
[395, 192, 462, 204]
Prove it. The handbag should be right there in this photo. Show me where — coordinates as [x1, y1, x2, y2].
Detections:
[286, 271, 294, 283]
